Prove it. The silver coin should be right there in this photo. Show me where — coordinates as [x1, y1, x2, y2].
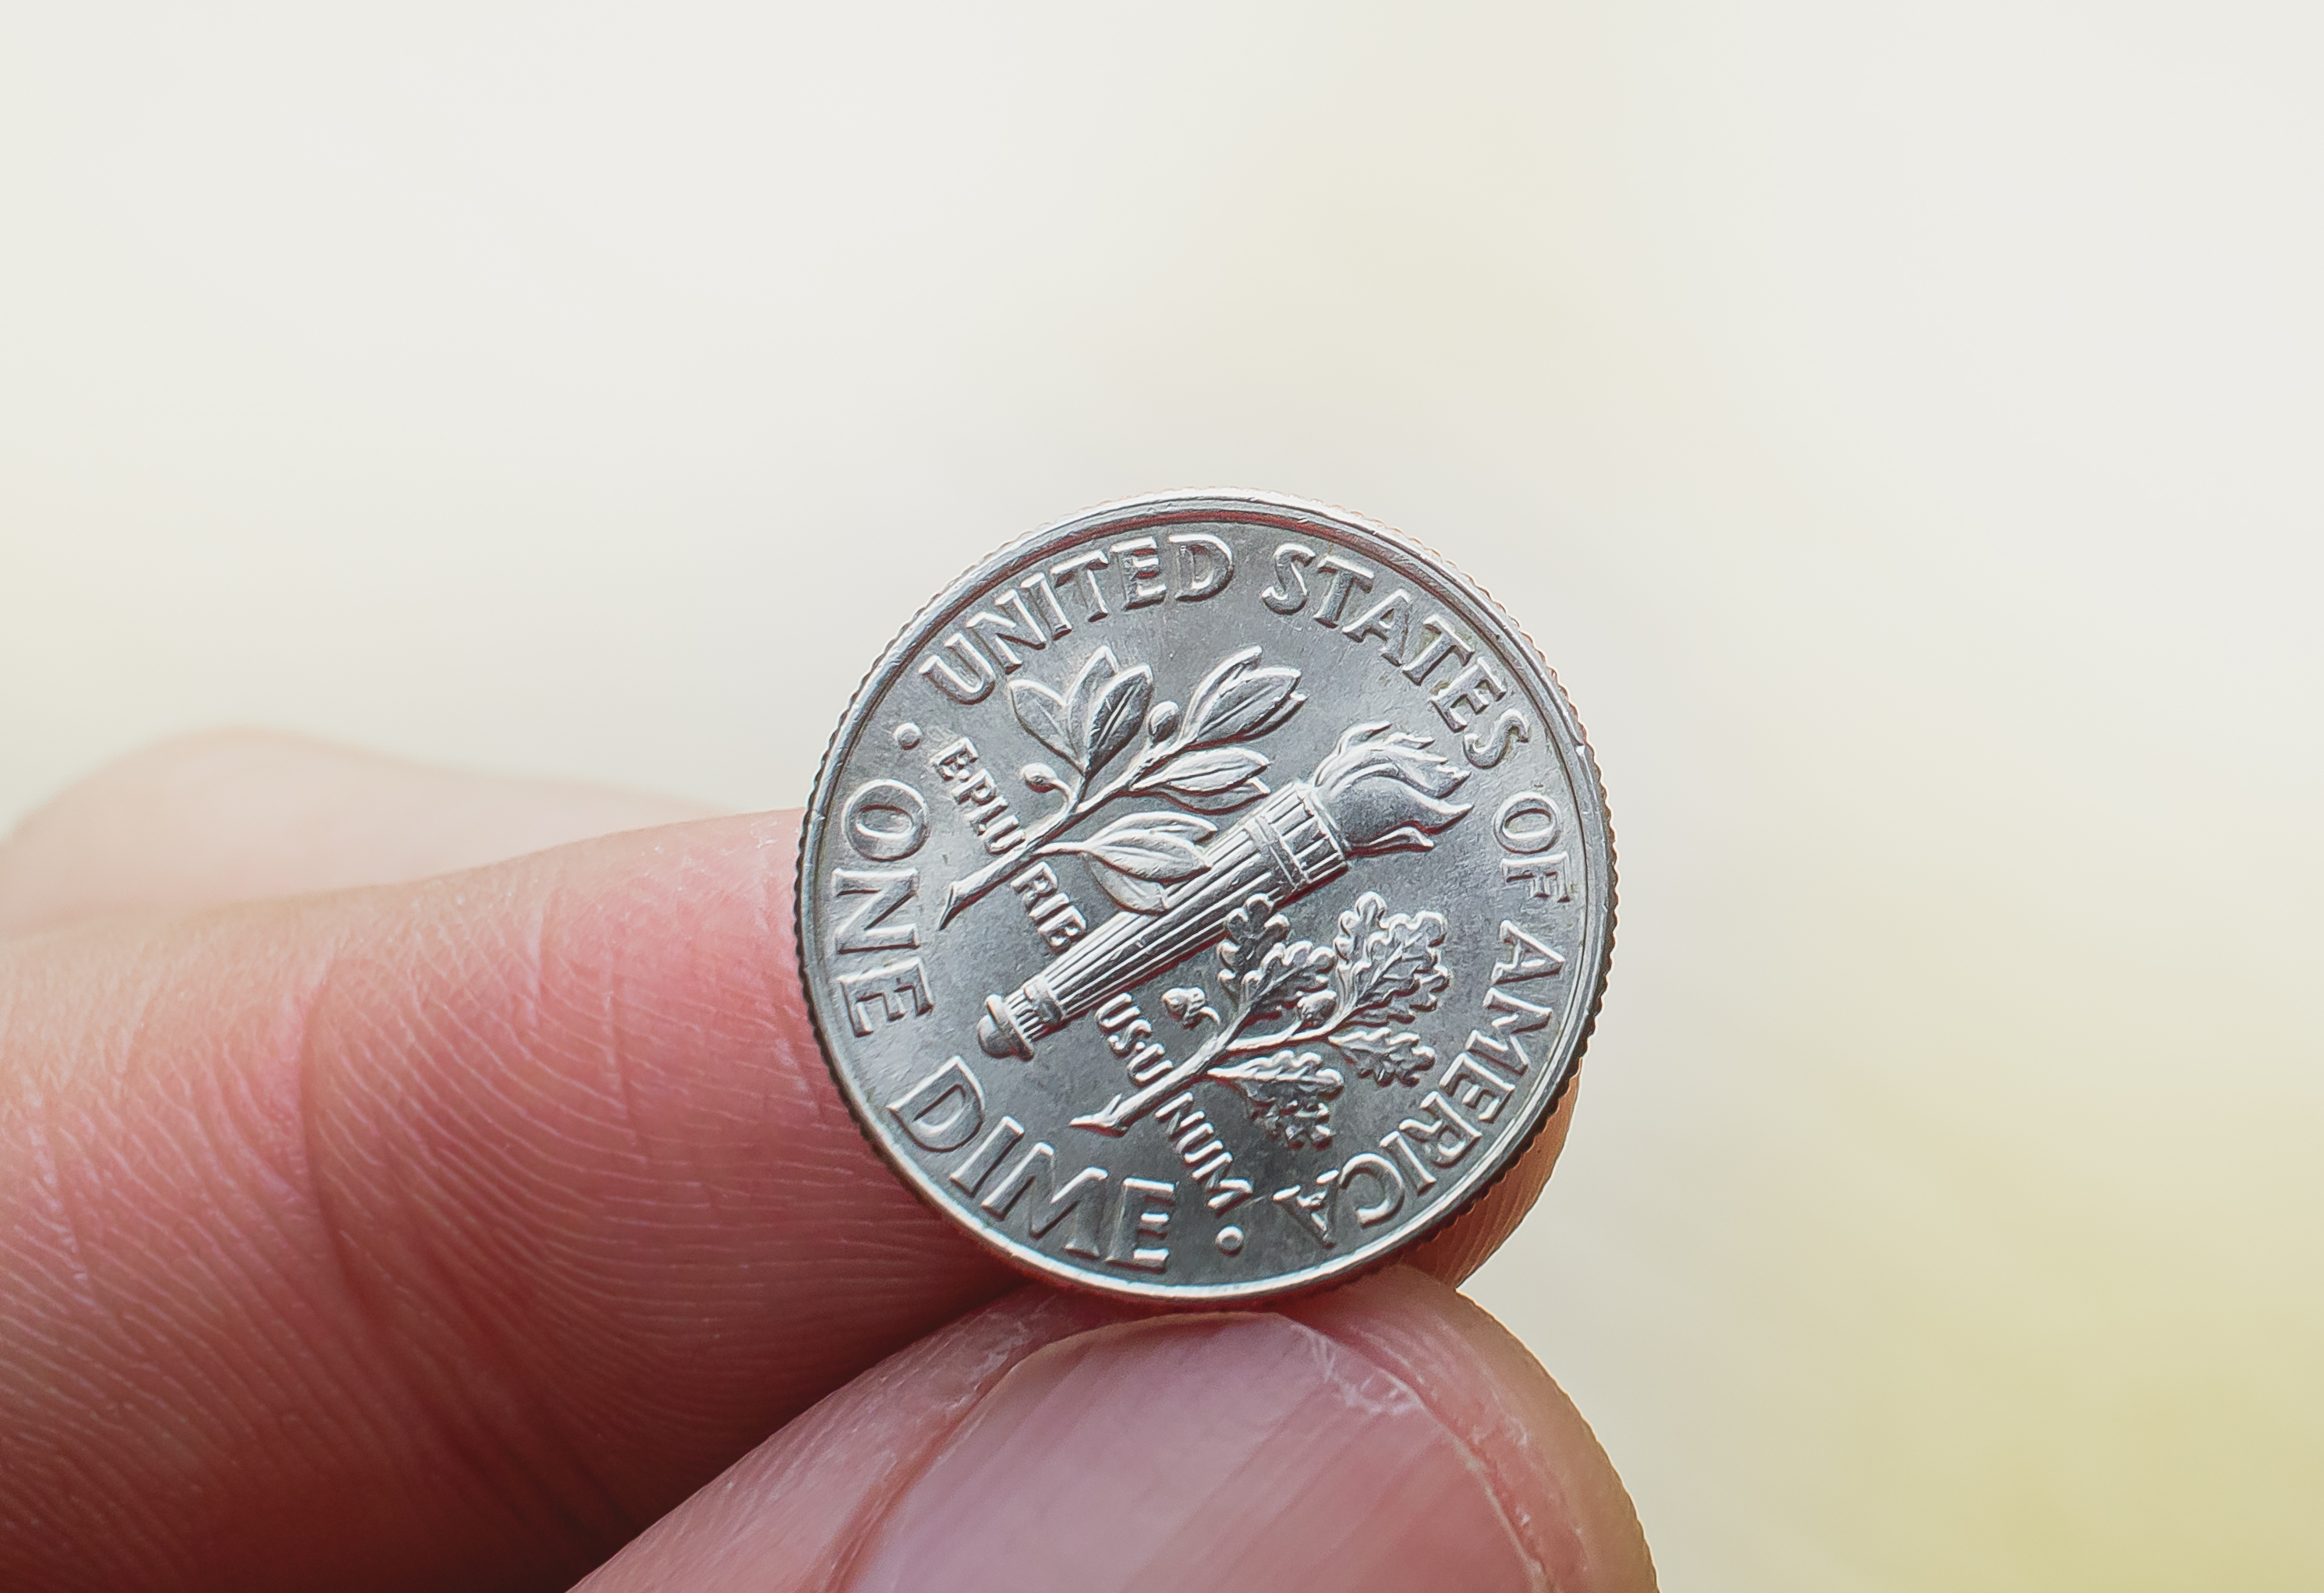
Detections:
[798, 490, 1614, 1301]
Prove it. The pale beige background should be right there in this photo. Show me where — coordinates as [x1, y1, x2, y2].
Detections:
[3, 5, 2319, 1588]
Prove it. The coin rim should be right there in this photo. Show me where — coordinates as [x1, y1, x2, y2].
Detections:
[796, 488, 1616, 1304]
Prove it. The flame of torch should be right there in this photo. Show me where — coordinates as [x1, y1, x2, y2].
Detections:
[976, 724, 1472, 1061]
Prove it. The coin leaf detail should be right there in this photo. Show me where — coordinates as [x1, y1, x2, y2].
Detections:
[1058, 812, 1216, 877]
[1233, 921, 1340, 1025]
[1007, 679, 1076, 766]
[1132, 745, 1273, 809]
[1071, 650, 1154, 777]
[1212, 1050, 1344, 1148]
[1330, 893, 1452, 1025]
[1323, 1025, 1435, 1088]
[1054, 812, 1217, 914]
[1180, 646, 1306, 748]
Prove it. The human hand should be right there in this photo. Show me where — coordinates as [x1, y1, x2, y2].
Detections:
[0, 731, 1655, 1592]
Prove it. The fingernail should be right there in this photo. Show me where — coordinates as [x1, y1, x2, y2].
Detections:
[841, 1313, 1543, 1593]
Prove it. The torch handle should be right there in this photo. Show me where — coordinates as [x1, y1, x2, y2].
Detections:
[978, 784, 1351, 1058]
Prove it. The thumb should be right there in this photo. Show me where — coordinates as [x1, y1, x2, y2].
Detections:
[576, 1266, 1657, 1593]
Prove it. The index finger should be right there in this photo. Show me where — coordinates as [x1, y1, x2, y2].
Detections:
[1, 807, 1004, 1592]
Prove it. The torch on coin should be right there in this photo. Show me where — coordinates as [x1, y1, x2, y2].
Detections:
[976, 721, 1474, 1127]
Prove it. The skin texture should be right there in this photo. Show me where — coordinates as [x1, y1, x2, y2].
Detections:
[580, 1273, 1611, 1593]
[0, 731, 1652, 1593]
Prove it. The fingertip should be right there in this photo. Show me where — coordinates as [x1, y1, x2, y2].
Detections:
[1291, 1266, 1656, 1591]
[583, 1264, 1653, 1593]
[576, 1287, 1135, 1593]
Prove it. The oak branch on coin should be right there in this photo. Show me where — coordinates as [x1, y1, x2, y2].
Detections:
[937, 644, 1307, 926]
[1086, 887, 1455, 1142]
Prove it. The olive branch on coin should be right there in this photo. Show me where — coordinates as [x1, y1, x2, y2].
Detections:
[937, 645, 1306, 925]
[1071, 890, 1451, 1143]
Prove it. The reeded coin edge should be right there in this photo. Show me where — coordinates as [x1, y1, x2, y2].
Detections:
[795, 488, 1617, 1304]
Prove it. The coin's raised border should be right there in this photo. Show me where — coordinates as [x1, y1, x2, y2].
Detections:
[797, 488, 1616, 1304]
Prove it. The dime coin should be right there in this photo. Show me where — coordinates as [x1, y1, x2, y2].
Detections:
[798, 490, 1614, 1301]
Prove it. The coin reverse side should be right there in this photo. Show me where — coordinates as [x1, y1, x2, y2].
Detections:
[799, 491, 1614, 1302]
